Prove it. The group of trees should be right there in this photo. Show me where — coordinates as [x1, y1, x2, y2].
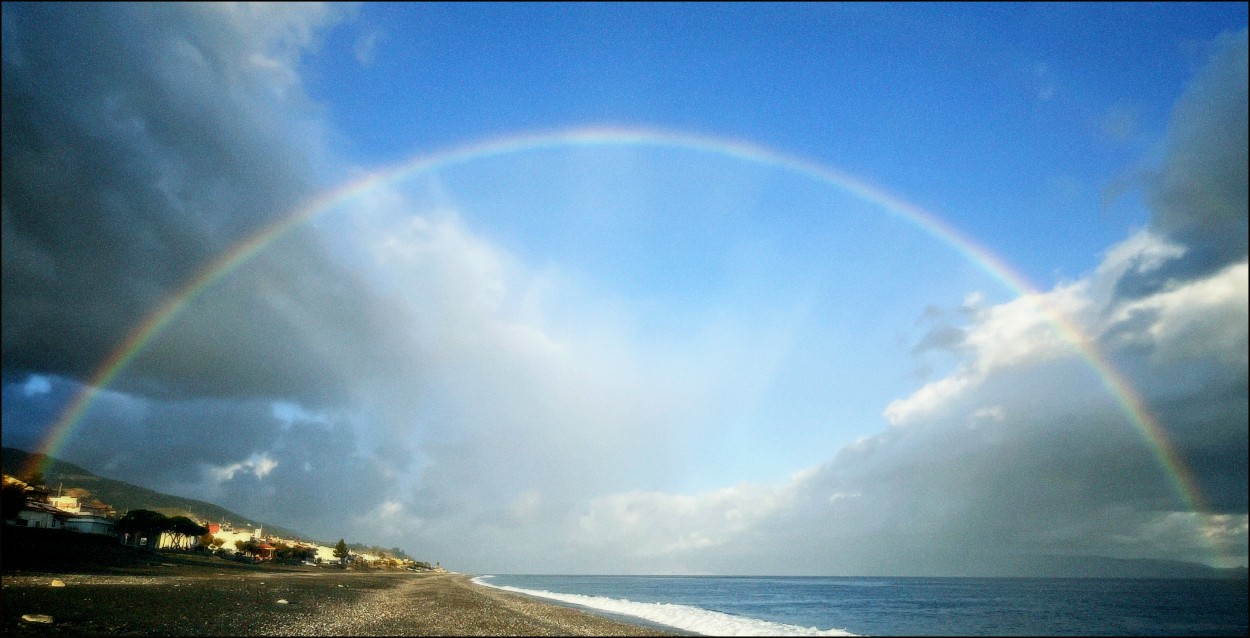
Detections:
[227, 538, 318, 564]
[1, 484, 27, 521]
[346, 542, 411, 561]
[273, 541, 317, 564]
[1, 471, 45, 522]
[116, 509, 208, 549]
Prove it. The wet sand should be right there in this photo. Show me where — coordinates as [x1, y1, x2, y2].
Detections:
[2, 568, 677, 636]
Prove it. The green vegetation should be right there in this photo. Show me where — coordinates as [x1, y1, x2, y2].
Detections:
[234, 538, 264, 558]
[347, 542, 411, 561]
[333, 538, 349, 566]
[116, 509, 207, 549]
[272, 541, 317, 564]
[2, 484, 27, 521]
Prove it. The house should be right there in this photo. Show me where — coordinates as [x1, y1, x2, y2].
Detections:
[15, 501, 71, 529]
[64, 514, 117, 536]
[5, 475, 70, 528]
[41, 492, 120, 535]
[257, 542, 276, 561]
[208, 525, 266, 553]
[48, 495, 82, 513]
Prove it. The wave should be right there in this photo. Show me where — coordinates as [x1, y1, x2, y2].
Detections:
[471, 576, 858, 636]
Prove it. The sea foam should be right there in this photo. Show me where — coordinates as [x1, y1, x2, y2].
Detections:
[471, 576, 857, 636]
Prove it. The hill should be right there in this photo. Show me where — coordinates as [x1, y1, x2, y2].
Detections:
[2, 446, 308, 542]
[1015, 554, 1248, 579]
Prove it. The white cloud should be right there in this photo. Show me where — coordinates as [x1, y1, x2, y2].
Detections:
[210, 453, 279, 483]
[1108, 261, 1248, 366]
[22, 374, 50, 396]
[354, 30, 382, 67]
[574, 480, 798, 558]
[465, 227, 1246, 573]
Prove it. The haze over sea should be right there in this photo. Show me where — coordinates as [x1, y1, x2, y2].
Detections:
[475, 575, 1248, 636]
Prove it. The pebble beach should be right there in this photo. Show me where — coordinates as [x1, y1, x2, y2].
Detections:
[1, 529, 675, 636]
[2, 569, 677, 636]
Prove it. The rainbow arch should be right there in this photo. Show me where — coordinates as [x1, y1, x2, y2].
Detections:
[25, 125, 1211, 534]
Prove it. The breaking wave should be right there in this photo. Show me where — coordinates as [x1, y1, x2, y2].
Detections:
[471, 575, 857, 636]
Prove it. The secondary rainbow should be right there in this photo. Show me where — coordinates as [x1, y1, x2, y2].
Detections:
[28, 125, 1211, 529]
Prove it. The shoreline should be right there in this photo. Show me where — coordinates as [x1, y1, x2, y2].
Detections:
[468, 575, 699, 636]
[3, 565, 678, 636]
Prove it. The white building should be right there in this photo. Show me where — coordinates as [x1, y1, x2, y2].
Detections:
[14, 501, 68, 529]
[65, 514, 117, 536]
[207, 525, 265, 552]
[48, 495, 82, 513]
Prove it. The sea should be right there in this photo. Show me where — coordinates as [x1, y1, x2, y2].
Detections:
[472, 574, 1248, 636]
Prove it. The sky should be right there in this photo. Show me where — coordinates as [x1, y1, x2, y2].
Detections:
[2, 3, 1246, 575]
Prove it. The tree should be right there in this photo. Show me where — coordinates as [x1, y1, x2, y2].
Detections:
[333, 538, 349, 566]
[235, 538, 264, 559]
[272, 542, 316, 565]
[297, 545, 316, 563]
[2, 485, 28, 522]
[117, 509, 170, 548]
[166, 515, 208, 550]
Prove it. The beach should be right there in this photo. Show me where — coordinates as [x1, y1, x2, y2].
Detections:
[0, 529, 674, 636]
[3, 568, 678, 636]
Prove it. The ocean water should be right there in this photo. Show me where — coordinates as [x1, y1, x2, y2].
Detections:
[472, 574, 1248, 636]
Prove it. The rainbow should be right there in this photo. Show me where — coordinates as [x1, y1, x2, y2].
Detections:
[26, 125, 1211, 531]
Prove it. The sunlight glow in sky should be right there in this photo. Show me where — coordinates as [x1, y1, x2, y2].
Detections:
[2, 3, 1246, 575]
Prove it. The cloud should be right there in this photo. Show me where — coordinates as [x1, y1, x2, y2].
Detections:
[210, 454, 279, 482]
[569, 230, 1244, 573]
[1126, 30, 1248, 295]
[0, 2, 421, 545]
[1030, 61, 1059, 101]
[354, 30, 383, 67]
[22, 375, 50, 397]
[1, 2, 418, 408]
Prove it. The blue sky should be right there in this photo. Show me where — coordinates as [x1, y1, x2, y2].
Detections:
[2, 3, 1246, 576]
[304, 3, 1241, 285]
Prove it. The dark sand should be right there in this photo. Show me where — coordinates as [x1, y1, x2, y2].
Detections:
[2, 530, 676, 636]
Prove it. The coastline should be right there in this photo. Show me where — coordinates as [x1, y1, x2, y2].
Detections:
[3, 565, 677, 636]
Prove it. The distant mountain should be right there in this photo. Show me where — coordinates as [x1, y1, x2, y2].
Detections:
[2, 447, 308, 542]
[1014, 553, 1248, 579]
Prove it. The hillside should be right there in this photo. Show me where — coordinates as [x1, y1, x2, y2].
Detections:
[2, 447, 308, 542]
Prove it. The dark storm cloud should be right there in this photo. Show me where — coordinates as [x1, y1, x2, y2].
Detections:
[1149, 366, 1249, 514]
[909, 325, 966, 355]
[41, 380, 398, 544]
[1, 3, 415, 405]
[1115, 31, 1248, 299]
